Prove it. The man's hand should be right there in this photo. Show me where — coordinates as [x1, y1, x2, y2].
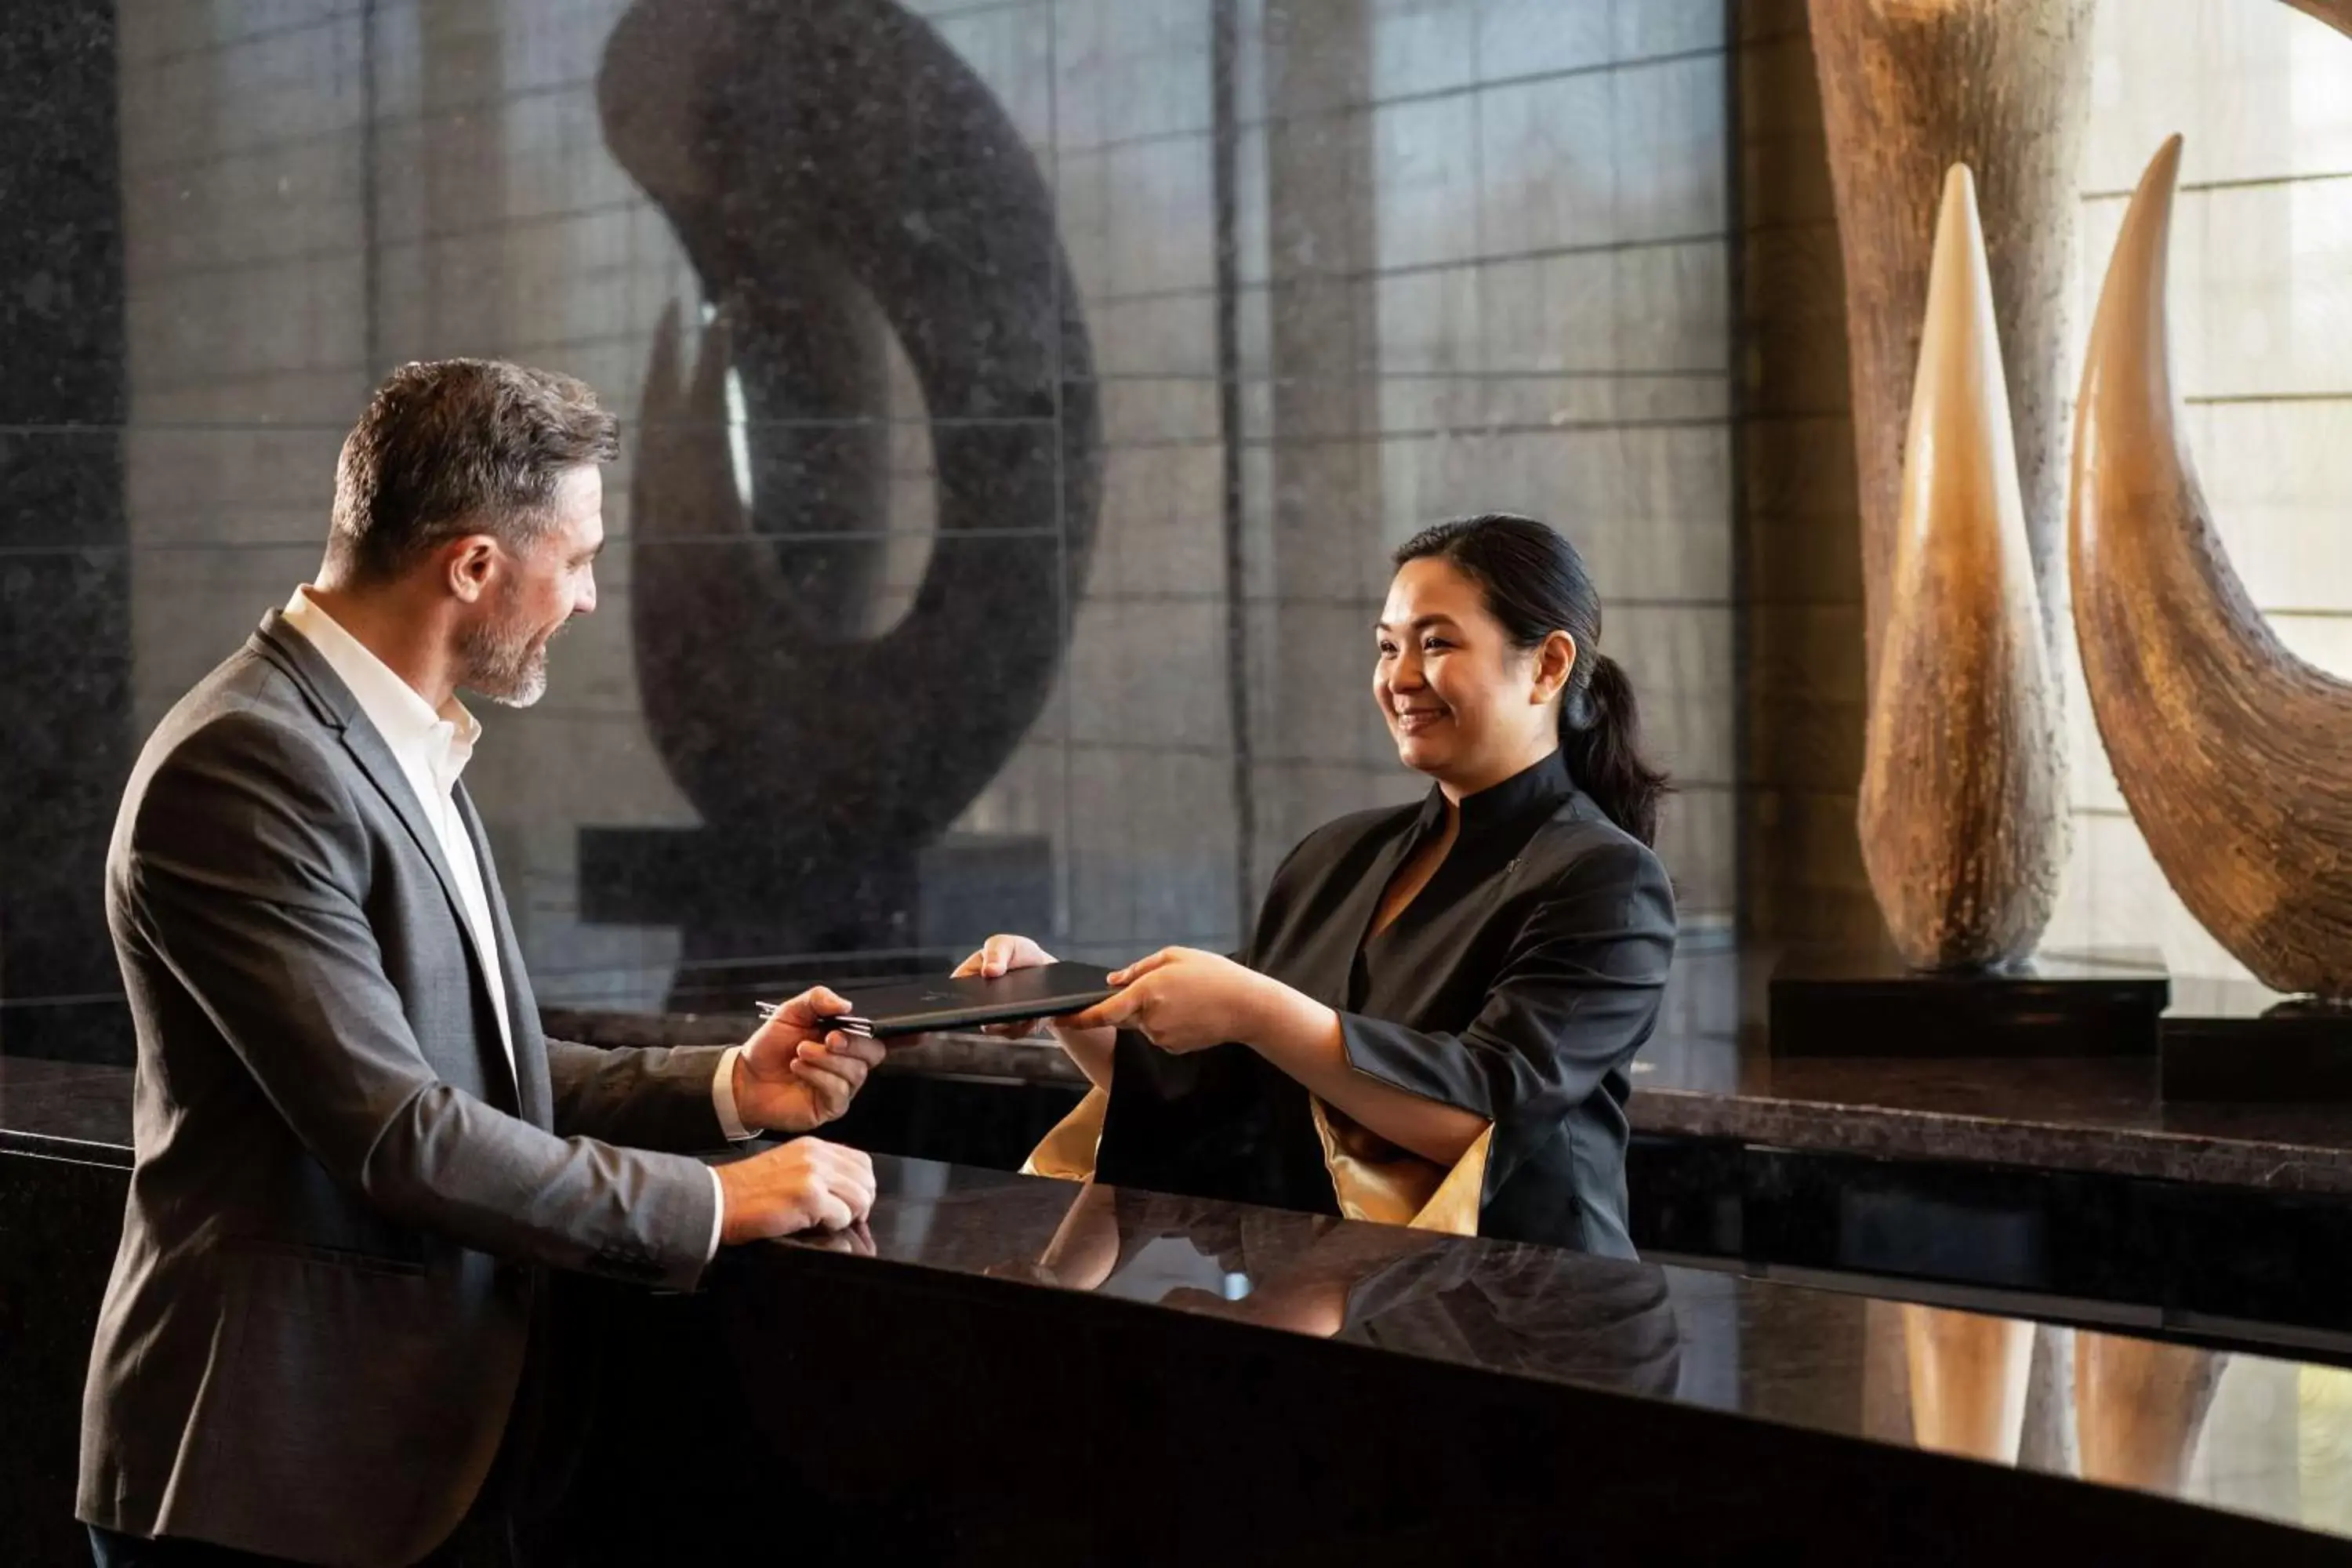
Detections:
[733, 985, 887, 1134]
[715, 1138, 877, 1244]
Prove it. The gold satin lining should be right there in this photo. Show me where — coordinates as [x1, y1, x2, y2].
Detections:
[1020, 1084, 1490, 1237]
[1309, 1098, 1491, 1236]
[1022, 1084, 1109, 1181]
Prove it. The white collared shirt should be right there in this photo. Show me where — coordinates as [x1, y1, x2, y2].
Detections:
[282, 588, 749, 1260]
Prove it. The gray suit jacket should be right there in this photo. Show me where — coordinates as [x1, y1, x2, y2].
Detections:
[80, 612, 728, 1566]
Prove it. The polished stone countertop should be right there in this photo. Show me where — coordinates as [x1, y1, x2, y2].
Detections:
[9, 1034, 2352, 1547]
[0, 1054, 138, 1164]
[548, 945, 2352, 1195]
[23, 945, 2352, 1189]
[731, 1152, 2352, 1548]
[1631, 952, 2352, 1196]
[16, 944, 2352, 1196]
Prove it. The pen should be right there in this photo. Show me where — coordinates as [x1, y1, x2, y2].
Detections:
[753, 1000, 874, 1033]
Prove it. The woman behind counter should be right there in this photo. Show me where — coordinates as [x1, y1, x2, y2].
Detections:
[960, 513, 1677, 1256]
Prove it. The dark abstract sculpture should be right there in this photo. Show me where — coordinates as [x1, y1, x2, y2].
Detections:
[2071, 136, 2352, 1000]
[1808, 0, 2094, 685]
[587, 0, 1100, 982]
[1857, 167, 2067, 971]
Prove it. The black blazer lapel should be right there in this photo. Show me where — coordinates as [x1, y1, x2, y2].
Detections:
[1276, 808, 1425, 1011]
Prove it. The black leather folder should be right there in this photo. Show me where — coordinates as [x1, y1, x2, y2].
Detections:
[760, 961, 1120, 1039]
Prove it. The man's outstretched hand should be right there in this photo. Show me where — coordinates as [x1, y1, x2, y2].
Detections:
[732, 985, 887, 1134]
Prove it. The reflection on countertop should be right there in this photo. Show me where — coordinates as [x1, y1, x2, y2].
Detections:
[839, 1171, 1684, 1399]
[744, 1154, 2352, 1546]
[9, 1044, 2352, 1552]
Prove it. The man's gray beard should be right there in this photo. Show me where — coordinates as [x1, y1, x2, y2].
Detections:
[456, 615, 550, 709]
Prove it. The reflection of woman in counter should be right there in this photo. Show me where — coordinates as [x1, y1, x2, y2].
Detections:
[961, 514, 1677, 1256]
[1012, 1181, 1682, 1400]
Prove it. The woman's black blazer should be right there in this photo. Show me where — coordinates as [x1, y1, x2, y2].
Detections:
[1096, 750, 1678, 1256]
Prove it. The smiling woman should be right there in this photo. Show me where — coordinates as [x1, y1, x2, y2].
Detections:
[960, 514, 1679, 1257]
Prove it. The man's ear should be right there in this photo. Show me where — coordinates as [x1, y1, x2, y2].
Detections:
[444, 535, 499, 604]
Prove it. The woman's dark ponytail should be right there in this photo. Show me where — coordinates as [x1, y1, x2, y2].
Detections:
[1560, 651, 1668, 848]
[1394, 512, 1671, 846]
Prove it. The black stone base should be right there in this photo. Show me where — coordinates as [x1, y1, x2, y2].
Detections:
[2164, 996, 2352, 1102]
[1769, 949, 2170, 1058]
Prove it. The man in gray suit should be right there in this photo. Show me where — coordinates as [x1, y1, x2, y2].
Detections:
[79, 360, 886, 1566]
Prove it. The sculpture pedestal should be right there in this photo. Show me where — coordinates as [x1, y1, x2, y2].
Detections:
[1769, 949, 2169, 1058]
[2161, 982, 2352, 1102]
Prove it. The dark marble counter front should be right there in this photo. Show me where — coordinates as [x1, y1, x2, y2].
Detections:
[563, 1153, 2352, 1560]
[10, 1051, 2352, 1559]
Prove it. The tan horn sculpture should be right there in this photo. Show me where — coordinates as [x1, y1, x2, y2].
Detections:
[1808, 0, 2095, 688]
[1901, 1304, 2034, 1465]
[2071, 136, 2352, 999]
[1859, 166, 2067, 971]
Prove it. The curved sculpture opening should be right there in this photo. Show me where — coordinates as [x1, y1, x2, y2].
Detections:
[583, 0, 1102, 993]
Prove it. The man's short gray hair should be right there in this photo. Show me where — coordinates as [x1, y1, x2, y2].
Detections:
[327, 358, 620, 583]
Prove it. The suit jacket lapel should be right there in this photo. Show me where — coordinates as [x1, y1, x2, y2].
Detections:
[454, 784, 553, 1130]
[251, 612, 525, 1112]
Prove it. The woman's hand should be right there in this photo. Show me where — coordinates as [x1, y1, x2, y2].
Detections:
[1067, 947, 1293, 1054]
[952, 932, 1057, 1013]
[952, 933, 1117, 1087]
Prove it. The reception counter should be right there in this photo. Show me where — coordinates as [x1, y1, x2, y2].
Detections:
[7, 1054, 2352, 1563]
[23, 964, 2352, 1349]
[534, 964, 2352, 1348]
[545, 946, 2352, 1200]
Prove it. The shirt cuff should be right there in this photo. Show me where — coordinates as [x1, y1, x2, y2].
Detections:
[710, 1044, 754, 1141]
[706, 1167, 726, 1262]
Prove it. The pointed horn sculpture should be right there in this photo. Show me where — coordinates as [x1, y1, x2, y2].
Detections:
[2071, 136, 2352, 999]
[1859, 166, 2067, 971]
[1807, 0, 2095, 688]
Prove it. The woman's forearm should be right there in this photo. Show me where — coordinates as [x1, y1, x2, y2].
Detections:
[1050, 1022, 1116, 1090]
[1036, 1179, 1121, 1287]
[1244, 982, 1488, 1167]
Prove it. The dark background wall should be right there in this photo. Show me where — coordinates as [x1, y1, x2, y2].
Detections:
[0, 1, 131, 1061]
[0, 0, 1737, 1057]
